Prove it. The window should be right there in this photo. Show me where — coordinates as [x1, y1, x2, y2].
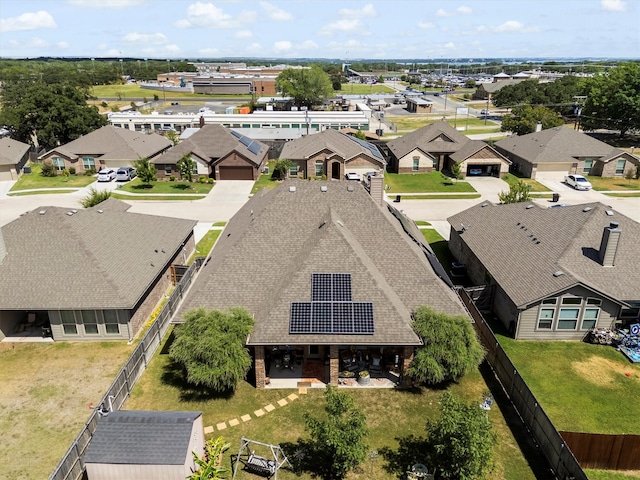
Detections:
[537, 308, 554, 329]
[82, 310, 99, 335]
[52, 157, 65, 171]
[412, 156, 420, 171]
[164, 164, 172, 174]
[154, 123, 161, 130]
[542, 298, 557, 305]
[289, 163, 299, 177]
[82, 157, 95, 170]
[583, 159, 593, 174]
[192, 162, 198, 175]
[616, 159, 626, 175]
[561, 297, 582, 306]
[134, 124, 142, 131]
[582, 308, 600, 330]
[586, 298, 602, 306]
[315, 161, 323, 177]
[103, 311, 120, 335]
[60, 311, 77, 335]
[558, 308, 579, 329]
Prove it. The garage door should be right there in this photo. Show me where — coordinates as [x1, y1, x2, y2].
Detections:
[218, 166, 254, 180]
[535, 163, 572, 173]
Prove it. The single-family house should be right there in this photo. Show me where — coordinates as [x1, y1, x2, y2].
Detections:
[448, 202, 640, 340]
[151, 124, 268, 180]
[472, 78, 525, 100]
[494, 127, 639, 179]
[386, 121, 511, 177]
[0, 199, 196, 341]
[39, 125, 172, 174]
[177, 179, 468, 388]
[406, 97, 434, 114]
[279, 128, 386, 180]
[0, 137, 30, 181]
[84, 410, 204, 480]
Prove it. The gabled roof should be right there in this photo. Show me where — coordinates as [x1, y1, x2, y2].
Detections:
[477, 79, 525, 93]
[40, 125, 171, 161]
[85, 410, 201, 465]
[280, 129, 385, 165]
[0, 137, 30, 166]
[494, 127, 628, 164]
[152, 124, 268, 167]
[450, 140, 510, 164]
[0, 199, 196, 310]
[178, 180, 466, 346]
[387, 121, 471, 159]
[448, 202, 640, 307]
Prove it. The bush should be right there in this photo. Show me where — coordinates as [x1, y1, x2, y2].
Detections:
[84, 167, 97, 176]
[169, 175, 176, 182]
[61, 169, 70, 178]
[199, 176, 207, 183]
[81, 187, 111, 208]
[208, 178, 214, 184]
[40, 160, 57, 177]
[321, 174, 327, 180]
[100, 101, 108, 108]
[69, 167, 76, 175]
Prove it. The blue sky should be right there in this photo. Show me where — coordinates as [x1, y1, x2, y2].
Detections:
[0, 0, 638, 60]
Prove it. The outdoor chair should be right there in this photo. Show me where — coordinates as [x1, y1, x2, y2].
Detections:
[369, 354, 383, 375]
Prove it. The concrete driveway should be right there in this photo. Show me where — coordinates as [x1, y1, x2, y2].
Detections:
[0, 180, 17, 199]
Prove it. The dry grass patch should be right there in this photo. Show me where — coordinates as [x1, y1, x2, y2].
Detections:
[572, 356, 639, 387]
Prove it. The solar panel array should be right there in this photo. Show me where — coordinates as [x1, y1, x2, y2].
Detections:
[230, 130, 263, 155]
[349, 136, 384, 161]
[290, 273, 374, 335]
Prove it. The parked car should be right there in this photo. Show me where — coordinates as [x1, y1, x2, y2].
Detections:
[565, 174, 592, 190]
[468, 168, 483, 175]
[97, 169, 116, 182]
[116, 167, 136, 182]
[345, 172, 360, 181]
[480, 109, 489, 115]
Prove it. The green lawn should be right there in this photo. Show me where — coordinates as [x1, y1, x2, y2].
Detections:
[117, 178, 213, 194]
[336, 84, 395, 95]
[421, 228, 456, 281]
[584, 470, 640, 479]
[188, 229, 221, 265]
[8, 189, 78, 196]
[11, 163, 96, 190]
[496, 334, 640, 434]
[125, 331, 536, 480]
[251, 161, 281, 194]
[90, 84, 251, 100]
[384, 172, 476, 193]
[588, 175, 640, 191]
[110, 192, 206, 201]
[399, 194, 482, 200]
[605, 192, 640, 197]
[503, 173, 551, 193]
[386, 116, 500, 133]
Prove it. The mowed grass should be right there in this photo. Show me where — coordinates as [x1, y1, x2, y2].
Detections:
[110, 192, 206, 201]
[336, 83, 395, 95]
[386, 115, 500, 133]
[11, 163, 96, 190]
[251, 161, 280, 194]
[90, 84, 250, 100]
[421, 228, 455, 273]
[384, 172, 476, 193]
[496, 334, 640, 434]
[588, 175, 640, 191]
[503, 173, 551, 192]
[125, 331, 536, 480]
[8, 189, 78, 196]
[188, 229, 221, 264]
[118, 177, 213, 194]
[0, 341, 133, 479]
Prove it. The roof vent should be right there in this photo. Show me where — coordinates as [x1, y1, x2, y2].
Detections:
[39, 210, 46, 215]
[347, 185, 354, 192]
[72, 209, 77, 214]
[289, 186, 296, 193]
[97, 209, 104, 214]
[66, 211, 75, 216]
[481, 203, 489, 207]
[320, 185, 328, 192]
[605, 210, 614, 216]
[582, 207, 592, 212]
[553, 271, 565, 277]
[526, 204, 534, 209]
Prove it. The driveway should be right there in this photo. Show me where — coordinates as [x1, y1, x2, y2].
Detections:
[463, 175, 508, 203]
[0, 180, 17, 199]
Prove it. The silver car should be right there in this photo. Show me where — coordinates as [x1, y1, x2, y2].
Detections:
[116, 167, 136, 182]
[97, 169, 116, 182]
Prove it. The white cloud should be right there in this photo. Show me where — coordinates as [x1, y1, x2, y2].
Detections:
[339, 3, 376, 17]
[0, 11, 57, 33]
[418, 21, 435, 29]
[56, 41, 69, 49]
[443, 42, 455, 49]
[246, 42, 263, 53]
[7, 37, 49, 49]
[299, 40, 318, 50]
[165, 44, 181, 53]
[66, 0, 146, 8]
[106, 49, 121, 56]
[198, 47, 220, 55]
[176, 2, 256, 29]
[123, 32, 168, 45]
[493, 20, 539, 33]
[260, 1, 293, 21]
[235, 30, 252, 39]
[601, 0, 626, 11]
[273, 40, 292, 52]
[457, 6, 473, 14]
[435, 6, 471, 17]
[320, 18, 366, 36]
[435, 8, 448, 17]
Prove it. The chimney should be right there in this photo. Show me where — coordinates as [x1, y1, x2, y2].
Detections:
[368, 174, 385, 206]
[0, 227, 6, 264]
[535, 121, 543, 133]
[199, 115, 205, 128]
[598, 221, 621, 267]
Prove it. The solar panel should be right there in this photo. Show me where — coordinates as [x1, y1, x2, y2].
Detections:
[290, 302, 312, 333]
[311, 273, 332, 301]
[353, 302, 374, 334]
[332, 302, 353, 333]
[332, 273, 352, 302]
[349, 136, 384, 161]
[230, 130, 262, 155]
[311, 302, 332, 333]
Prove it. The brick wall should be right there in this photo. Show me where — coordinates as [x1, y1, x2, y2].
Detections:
[329, 345, 340, 385]
[255, 347, 266, 389]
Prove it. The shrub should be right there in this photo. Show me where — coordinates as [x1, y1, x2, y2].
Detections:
[81, 187, 111, 208]
[40, 160, 57, 177]
[207, 178, 214, 184]
[69, 167, 76, 175]
[153, 94, 159, 101]
[199, 176, 207, 183]
[169, 175, 176, 182]
[61, 169, 70, 178]
[321, 174, 327, 180]
[100, 101, 108, 108]
[84, 167, 97, 176]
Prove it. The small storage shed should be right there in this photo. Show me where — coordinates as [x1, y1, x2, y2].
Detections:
[85, 410, 204, 480]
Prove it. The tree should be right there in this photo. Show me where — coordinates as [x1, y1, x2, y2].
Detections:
[303, 386, 368, 480]
[188, 436, 230, 480]
[275, 65, 333, 108]
[165, 129, 179, 146]
[426, 392, 496, 480]
[501, 104, 564, 135]
[354, 129, 367, 140]
[133, 157, 156, 185]
[498, 180, 532, 204]
[177, 154, 195, 182]
[169, 307, 254, 392]
[491, 76, 585, 116]
[271, 159, 292, 181]
[81, 187, 111, 208]
[450, 162, 462, 182]
[581, 63, 640, 135]
[407, 306, 484, 385]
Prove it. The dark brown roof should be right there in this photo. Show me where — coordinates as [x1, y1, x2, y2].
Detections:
[0, 199, 196, 310]
[386, 121, 470, 159]
[448, 202, 640, 307]
[0, 137, 30, 166]
[179, 180, 466, 346]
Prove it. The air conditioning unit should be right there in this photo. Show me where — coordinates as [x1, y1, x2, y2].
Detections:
[289, 186, 296, 193]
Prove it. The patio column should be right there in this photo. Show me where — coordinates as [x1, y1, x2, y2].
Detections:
[329, 345, 340, 386]
[255, 347, 266, 389]
[400, 346, 414, 388]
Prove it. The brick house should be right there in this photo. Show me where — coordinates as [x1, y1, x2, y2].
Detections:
[0, 137, 30, 181]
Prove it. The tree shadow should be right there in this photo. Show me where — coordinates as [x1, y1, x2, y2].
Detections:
[172, 183, 193, 191]
[132, 183, 153, 190]
[379, 434, 430, 478]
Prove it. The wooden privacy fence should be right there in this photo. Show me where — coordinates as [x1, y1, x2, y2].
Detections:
[48, 257, 204, 480]
[457, 288, 588, 480]
[560, 431, 640, 470]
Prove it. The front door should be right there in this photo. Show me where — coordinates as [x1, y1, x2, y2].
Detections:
[331, 162, 340, 180]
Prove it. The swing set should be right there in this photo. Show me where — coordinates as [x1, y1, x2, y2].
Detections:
[232, 437, 291, 480]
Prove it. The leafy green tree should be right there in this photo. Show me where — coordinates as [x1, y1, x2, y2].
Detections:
[188, 436, 230, 480]
[354, 130, 367, 140]
[303, 386, 368, 480]
[271, 159, 292, 180]
[426, 392, 496, 480]
[581, 63, 640, 135]
[491, 76, 585, 115]
[40, 160, 57, 178]
[81, 187, 111, 208]
[407, 306, 484, 385]
[275, 65, 333, 108]
[165, 129, 179, 146]
[133, 157, 156, 185]
[177, 154, 195, 182]
[170, 307, 254, 392]
[498, 180, 532, 204]
[501, 104, 564, 135]
[450, 162, 462, 182]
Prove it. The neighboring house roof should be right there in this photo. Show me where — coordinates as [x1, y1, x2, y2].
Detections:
[339, 127, 379, 141]
[280, 128, 386, 165]
[0, 198, 196, 310]
[477, 79, 525, 93]
[448, 202, 640, 308]
[178, 180, 466, 346]
[387, 120, 472, 159]
[152, 124, 268, 167]
[84, 410, 201, 465]
[0, 137, 30, 166]
[40, 125, 171, 161]
[450, 140, 510, 165]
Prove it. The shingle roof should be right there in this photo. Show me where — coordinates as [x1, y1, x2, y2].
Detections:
[41, 125, 171, 161]
[477, 79, 525, 93]
[84, 410, 201, 465]
[0, 137, 30, 166]
[494, 127, 626, 164]
[279, 129, 385, 165]
[152, 124, 268, 167]
[0, 199, 196, 310]
[448, 202, 640, 307]
[386, 120, 472, 160]
[178, 180, 466, 346]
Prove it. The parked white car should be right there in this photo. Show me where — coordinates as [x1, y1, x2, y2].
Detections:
[97, 169, 116, 182]
[564, 174, 592, 191]
[345, 172, 360, 181]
